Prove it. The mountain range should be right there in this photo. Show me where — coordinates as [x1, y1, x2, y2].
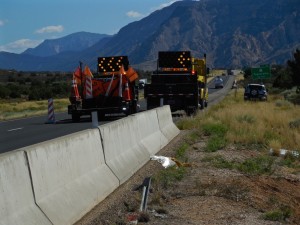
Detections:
[0, 0, 299, 72]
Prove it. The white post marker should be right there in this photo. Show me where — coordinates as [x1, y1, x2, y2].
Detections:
[45, 98, 56, 124]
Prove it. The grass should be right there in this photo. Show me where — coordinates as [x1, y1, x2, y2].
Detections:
[263, 205, 292, 222]
[0, 91, 146, 121]
[202, 155, 275, 175]
[177, 88, 300, 153]
[154, 166, 187, 189]
[0, 98, 69, 121]
[152, 142, 190, 189]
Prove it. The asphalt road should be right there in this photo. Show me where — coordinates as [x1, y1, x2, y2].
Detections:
[0, 74, 236, 154]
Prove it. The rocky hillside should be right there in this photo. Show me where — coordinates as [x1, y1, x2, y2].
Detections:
[0, 0, 299, 71]
[22, 32, 110, 57]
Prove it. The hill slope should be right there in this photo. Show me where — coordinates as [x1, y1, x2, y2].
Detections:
[0, 0, 299, 71]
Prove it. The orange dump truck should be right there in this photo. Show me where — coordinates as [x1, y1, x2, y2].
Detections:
[68, 56, 139, 122]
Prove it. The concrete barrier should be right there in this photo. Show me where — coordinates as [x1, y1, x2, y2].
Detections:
[25, 129, 119, 225]
[0, 151, 52, 225]
[130, 109, 168, 155]
[99, 115, 150, 184]
[156, 105, 180, 141]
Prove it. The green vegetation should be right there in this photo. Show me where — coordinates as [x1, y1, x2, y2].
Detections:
[154, 166, 187, 189]
[153, 142, 189, 189]
[0, 71, 72, 100]
[202, 155, 274, 175]
[263, 205, 292, 222]
[175, 142, 189, 160]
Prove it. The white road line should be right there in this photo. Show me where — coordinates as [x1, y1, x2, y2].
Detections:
[7, 127, 24, 132]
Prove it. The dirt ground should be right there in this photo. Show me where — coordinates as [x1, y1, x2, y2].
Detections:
[74, 130, 300, 225]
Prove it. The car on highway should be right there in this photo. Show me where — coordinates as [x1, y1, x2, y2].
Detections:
[214, 76, 224, 89]
[244, 83, 268, 101]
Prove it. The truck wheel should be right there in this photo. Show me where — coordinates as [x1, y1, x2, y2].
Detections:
[199, 99, 204, 110]
[186, 108, 196, 116]
[97, 112, 105, 120]
[72, 113, 80, 122]
[131, 100, 138, 114]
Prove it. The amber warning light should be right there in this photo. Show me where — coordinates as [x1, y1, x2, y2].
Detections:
[158, 51, 191, 68]
[97, 56, 129, 73]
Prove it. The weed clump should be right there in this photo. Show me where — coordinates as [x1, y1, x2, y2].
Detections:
[263, 205, 292, 222]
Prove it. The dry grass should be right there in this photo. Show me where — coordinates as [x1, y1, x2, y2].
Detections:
[177, 88, 300, 152]
[0, 98, 69, 121]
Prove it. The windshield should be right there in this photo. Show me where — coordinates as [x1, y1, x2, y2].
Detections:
[249, 85, 265, 91]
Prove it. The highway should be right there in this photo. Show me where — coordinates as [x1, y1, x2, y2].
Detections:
[0, 74, 235, 154]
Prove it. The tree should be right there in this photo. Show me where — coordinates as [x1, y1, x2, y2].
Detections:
[272, 65, 293, 89]
[0, 84, 10, 98]
[287, 49, 300, 87]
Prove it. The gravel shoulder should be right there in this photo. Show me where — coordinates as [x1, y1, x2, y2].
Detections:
[74, 129, 300, 225]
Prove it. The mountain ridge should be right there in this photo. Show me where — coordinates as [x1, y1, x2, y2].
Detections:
[22, 32, 111, 57]
[1, 0, 299, 71]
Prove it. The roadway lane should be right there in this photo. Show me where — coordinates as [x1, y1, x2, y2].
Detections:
[208, 74, 236, 107]
[0, 76, 235, 155]
[0, 112, 123, 154]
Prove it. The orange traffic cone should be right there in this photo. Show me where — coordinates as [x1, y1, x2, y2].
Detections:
[45, 98, 56, 124]
[124, 81, 131, 101]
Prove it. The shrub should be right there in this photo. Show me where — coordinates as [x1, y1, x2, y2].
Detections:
[236, 156, 274, 175]
[154, 167, 187, 189]
[202, 123, 228, 137]
[263, 206, 292, 221]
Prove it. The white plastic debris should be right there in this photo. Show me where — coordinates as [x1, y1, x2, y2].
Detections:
[150, 155, 176, 168]
[269, 148, 299, 158]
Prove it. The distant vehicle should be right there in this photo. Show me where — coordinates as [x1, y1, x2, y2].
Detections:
[214, 76, 224, 89]
[244, 84, 268, 101]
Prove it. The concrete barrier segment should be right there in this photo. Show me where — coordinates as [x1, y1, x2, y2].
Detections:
[130, 109, 168, 155]
[156, 105, 180, 141]
[25, 129, 119, 225]
[0, 151, 52, 225]
[99, 116, 150, 184]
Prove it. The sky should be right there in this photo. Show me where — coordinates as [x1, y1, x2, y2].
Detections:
[0, 0, 183, 54]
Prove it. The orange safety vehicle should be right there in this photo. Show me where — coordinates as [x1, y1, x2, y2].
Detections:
[68, 56, 139, 122]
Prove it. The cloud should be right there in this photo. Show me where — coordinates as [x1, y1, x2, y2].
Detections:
[153, 0, 200, 11]
[126, 11, 143, 18]
[154, 0, 179, 10]
[0, 39, 43, 53]
[35, 25, 64, 34]
[0, 20, 5, 26]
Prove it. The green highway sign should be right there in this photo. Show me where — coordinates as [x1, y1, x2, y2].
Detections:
[251, 65, 271, 79]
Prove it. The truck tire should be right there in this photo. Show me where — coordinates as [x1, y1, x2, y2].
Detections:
[199, 99, 204, 110]
[97, 112, 105, 120]
[186, 108, 196, 116]
[72, 113, 80, 122]
[130, 100, 138, 114]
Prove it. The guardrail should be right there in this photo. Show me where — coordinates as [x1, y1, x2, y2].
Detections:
[0, 105, 179, 225]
